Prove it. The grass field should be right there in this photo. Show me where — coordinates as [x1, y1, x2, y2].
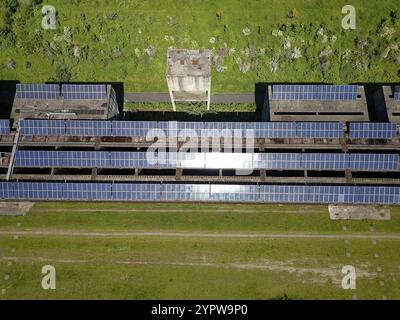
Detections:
[1, 202, 400, 299]
[1, 0, 400, 93]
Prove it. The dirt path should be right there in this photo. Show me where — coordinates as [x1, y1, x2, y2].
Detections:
[1, 230, 400, 240]
[0, 256, 376, 284]
[31, 208, 321, 214]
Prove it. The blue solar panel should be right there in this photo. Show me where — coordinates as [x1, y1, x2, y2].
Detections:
[255, 153, 301, 170]
[0, 182, 14, 199]
[297, 122, 344, 139]
[112, 183, 161, 201]
[16, 151, 59, 167]
[349, 154, 399, 171]
[1, 182, 400, 204]
[302, 153, 348, 170]
[162, 184, 210, 201]
[177, 122, 204, 138]
[0, 119, 10, 134]
[13, 151, 399, 172]
[255, 122, 297, 138]
[62, 84, 107, 100]
[272, 85, 358, 101]
[14, 182, 63, 200]
[111, 121, 160, 137]
[19, 120, 65, 136]
[17, 120, 352, 140]
[16, 84, 60, 100]
[394, 86, 400, 101]
[349, 123, 397, 139]
[260, 185, 310, 203]
[63, 183, 111, 200]
[66, 120, 111, 136]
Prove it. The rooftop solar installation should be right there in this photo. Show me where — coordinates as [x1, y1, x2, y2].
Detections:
[111, 121, 161, 137]
[394, 86, 400, 101]
[349, 154, 399, 171]
[19, 120, 66, 136]
[112, 183, 161, 201]
[255, 122, 297, 138]
[62, 84, 107, 100]
[15, 84, 60, 100]
[66, 120, 111, 136]
[16, 119, 400, 141]
[2, 182, 397, 205]
[296, 122, 344, 139]
[349, 123, 397, 139]
[13, 151, 400, 172]
[255, 153, 301, 170]
[301, 153, 348, 171]
[0, 120, 10, 134]
[272, 85, 358, 101]
[19, 120, 346, 139]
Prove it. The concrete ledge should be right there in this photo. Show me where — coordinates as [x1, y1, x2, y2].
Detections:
[328, 205, 391, 220]
[0, 202, 34, 216]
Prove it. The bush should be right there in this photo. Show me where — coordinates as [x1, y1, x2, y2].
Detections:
[55, 65, 71, 82]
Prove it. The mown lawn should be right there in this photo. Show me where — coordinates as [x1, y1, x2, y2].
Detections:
[0, 202, 399, 234]
[0, 0, 399, 93]
[1, 235, 399, 299]
[0, 202, 399, 299]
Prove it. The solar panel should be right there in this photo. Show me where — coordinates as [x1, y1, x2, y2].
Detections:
[210, 184, 259, 202]
[111, 121, 161, 137]
[0, 119, 10, 134]
[1, 182, 400, 205]
[255, 122, 297, 138]
[0, 182, 14, 199]
[19, 120, 65, 136]
[349, 123, 397, 139]
[62, 84, 107, 100]
[302, 153, 348, 171]
[63, 183, 111, 200]
[14, 182, 63, 200]
[349, 154, 399, 171]
[297, 122, 344, 139]
[358, 186, 399, 204]
[16, 84, 60, 100]
[272, 85, 358, 101]
[66, 120, 111, 136]
[255, 153, 301, 170]
[394, 86, 400, 101]
[162, 184, 210, 201]
[260, 185, 310, 203]
[112, 183, 161, 201]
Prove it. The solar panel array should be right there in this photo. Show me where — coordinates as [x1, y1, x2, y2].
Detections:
[394, 86, 400, 101]
[62, 84, 107, 100]
[272, 85, 359, 101]
[0, 182, 399, 204]
[15, 84, 60, 100]
[14, 151, 400, 171]
[66, 120, 111, 136]
[0, 120, 10, 134]
[349, 123, 397, 139]
[19, 120, 346, 139]
[19, 120, 66, 136]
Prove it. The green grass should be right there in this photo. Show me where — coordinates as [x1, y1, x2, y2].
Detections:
[0, 202, 400, 299]
[1, 0, 399, 93]
[124, 102, 256, 113]
[1, 235, 399, 299]
[0, 202, 400, 234]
